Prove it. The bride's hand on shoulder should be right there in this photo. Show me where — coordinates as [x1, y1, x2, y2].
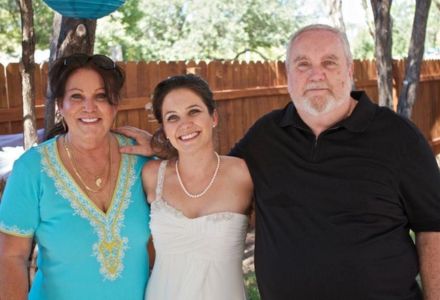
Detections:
[113, 126, 154, 156]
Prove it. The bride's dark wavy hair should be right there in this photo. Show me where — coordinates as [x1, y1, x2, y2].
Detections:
[151, 74, 216, 159]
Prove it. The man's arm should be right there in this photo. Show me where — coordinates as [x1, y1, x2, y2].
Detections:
[0, 232, 33, 300]
[416, 231, 440, 300]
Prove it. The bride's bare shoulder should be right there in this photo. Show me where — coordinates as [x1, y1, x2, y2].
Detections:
[142, 160, 164, 191]
[220, 156, 251, 181]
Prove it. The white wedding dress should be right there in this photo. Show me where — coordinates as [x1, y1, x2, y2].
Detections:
[145, 160, 249, 300]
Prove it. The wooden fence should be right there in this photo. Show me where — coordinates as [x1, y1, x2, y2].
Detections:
[0, 59, 439, 154]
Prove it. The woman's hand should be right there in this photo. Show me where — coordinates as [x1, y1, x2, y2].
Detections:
[113, 126, 154, 157]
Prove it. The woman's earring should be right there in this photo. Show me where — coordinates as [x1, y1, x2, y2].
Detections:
[56, 110, 67, 132]
[61, 117, 67, 132]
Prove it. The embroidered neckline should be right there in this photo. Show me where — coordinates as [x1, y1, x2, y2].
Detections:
[39, 134, 136, 280]
[55, 135, 121, 217]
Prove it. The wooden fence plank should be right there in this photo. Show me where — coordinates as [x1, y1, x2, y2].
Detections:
[34, 64, 44, 106]
[125, 62, 140, 131]
[40, 63, 49, 106]
[247, 62, 258, 87]
[197, 61, 209, 82]
[0, 64, 9, 133]
[0, 64, 7, 109]
[4, 63, 21, 133]
[6, 64, 21, 108]
[136, 61, 150, 131]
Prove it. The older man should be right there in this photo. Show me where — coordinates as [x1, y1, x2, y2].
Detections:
[230, 24, 440, 299]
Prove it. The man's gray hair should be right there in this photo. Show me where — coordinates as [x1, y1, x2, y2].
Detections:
[285, 24, 353, 68]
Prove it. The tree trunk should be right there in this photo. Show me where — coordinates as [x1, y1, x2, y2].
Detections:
[44, 14, 96, 135]
[326, 0, 346, 33]
[325, 0, 350, 53]
[371, 0, 393, 109]
[397, 0, 431, 118]
[16, 0, 38, 150]
[325, 0, 354, 85]
[361, 0, 375, 40]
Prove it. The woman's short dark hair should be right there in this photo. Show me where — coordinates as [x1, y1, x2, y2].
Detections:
[45, 53, 125, 140]
[151, 74, 216, 159]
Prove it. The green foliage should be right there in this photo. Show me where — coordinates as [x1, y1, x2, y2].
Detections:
[4, 0, 439, 62]
[0, 0, 53, 60]
[241, 0, 311, 60]
[244, 272, 260, 300]
[95, 0, 312, 61]
[352, 1, 440, 59]
[390, 1, 415, 58]
[352, 29, 375, 60]
[391, 1, 440, 58]
[350, 2, 413, 59]
[426, 2, 440, 57]
[33, 1, 54, 49]
[0, 0, 21, 58]
[95, 0, 147, 60]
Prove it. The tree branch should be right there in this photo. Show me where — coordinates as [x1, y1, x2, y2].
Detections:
[233, 48, 268, 61]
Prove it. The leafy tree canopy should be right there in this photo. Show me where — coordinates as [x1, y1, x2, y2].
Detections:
[95, 0, 313, 61]
[2, 0, 439, 62]
[0, 0, 53, 61]
[352, 1, 440, 59]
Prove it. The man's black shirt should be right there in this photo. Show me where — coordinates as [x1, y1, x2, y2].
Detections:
[231, 91, 440, 299]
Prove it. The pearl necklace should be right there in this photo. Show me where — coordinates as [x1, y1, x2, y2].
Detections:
[175, 152, 220, 198]
[63, 135, 112, 193]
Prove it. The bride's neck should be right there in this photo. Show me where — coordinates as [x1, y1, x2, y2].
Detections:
[176, 149, 218, 175]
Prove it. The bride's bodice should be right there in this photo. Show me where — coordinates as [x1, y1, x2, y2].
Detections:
[145, 160, 249, 300]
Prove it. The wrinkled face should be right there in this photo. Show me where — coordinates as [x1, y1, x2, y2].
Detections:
[59, 68, 118, 140]
[162, 88, 217, 153]
[286, 29, 353, 116]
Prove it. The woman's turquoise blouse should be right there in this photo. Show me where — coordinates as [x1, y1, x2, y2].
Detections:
[0, 135, 150, 300]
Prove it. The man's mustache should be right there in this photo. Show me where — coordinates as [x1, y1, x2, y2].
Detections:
[305, 83, 329, 90]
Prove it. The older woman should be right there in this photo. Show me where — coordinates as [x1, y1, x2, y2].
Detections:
[0, 54, 151, 299]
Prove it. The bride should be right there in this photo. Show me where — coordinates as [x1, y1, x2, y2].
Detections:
[141, 74, 253, 300]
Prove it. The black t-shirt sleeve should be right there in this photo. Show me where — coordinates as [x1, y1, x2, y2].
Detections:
[229, 134, 247, 158]
[229, 114, 266, 159]
[398, 128, 440, 232]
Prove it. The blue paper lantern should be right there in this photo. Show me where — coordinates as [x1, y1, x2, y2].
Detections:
[43, 0, 125, 19]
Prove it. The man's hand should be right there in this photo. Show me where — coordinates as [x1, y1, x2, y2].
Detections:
[113, 126, 154, 156]
[416, 231, 440, 300]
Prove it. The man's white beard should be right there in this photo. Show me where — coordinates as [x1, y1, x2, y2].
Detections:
[292, 84, 352, 117]
[294, 94, 342, 116]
